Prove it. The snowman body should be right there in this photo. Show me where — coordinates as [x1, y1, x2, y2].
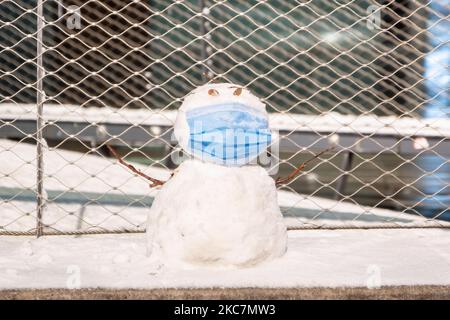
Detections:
[147, 83, 287, 267]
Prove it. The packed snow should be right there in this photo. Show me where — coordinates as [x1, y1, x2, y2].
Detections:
[0, 229, 449, 289]
[147, 160, 287, 267]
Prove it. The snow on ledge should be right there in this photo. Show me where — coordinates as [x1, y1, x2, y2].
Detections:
[2, 103, 450, 137]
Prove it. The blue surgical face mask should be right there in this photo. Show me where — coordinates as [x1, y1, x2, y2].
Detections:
[185, 103, 271, 166]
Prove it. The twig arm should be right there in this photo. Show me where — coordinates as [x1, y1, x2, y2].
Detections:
[276, 147, 335, 186]
[106, 144, 166, 188]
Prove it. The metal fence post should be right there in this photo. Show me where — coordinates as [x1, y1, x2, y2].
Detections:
[334, 151, 354, 201]
[199, 0, 211, 81]
[36, 0, 45, 237]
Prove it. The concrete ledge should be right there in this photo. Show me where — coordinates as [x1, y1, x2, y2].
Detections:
[1, 286, 450, 300]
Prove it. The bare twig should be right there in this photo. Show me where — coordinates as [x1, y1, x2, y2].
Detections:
[106, 144, 166, 188]
[276, 146, 336, 187]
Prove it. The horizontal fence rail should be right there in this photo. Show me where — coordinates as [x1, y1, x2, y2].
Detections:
[0, 0, 449, 235]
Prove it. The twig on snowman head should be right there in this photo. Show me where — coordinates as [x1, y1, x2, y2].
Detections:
[106, 144, 166, 188]
[275, 146, 336, 187]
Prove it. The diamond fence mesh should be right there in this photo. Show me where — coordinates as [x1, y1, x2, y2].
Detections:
[1, 0, 449, 235]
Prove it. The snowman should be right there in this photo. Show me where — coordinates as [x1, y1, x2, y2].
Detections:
[109, 83, 294, 267]
[147, 83, 287, 267]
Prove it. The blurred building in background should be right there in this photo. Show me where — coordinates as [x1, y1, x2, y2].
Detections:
[1, 0, 436, 116]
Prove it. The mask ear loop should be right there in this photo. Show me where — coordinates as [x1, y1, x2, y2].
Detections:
[264, 130, 279, 176]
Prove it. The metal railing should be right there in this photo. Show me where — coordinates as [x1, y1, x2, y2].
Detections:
[1, 0, 449, 235]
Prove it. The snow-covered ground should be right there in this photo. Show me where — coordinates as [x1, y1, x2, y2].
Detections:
[0, 139, 437, 234]
[0, 229, 449, 289]
[1, 139, 450, 289]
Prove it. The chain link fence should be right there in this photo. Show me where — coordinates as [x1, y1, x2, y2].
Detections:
[1, 0, 449, 235]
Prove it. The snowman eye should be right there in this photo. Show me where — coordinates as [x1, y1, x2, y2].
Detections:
[208, 89, 219, 96]
[233, 87, 243, 96]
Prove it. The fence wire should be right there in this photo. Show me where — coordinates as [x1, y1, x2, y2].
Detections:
[1, 0, 449, 235]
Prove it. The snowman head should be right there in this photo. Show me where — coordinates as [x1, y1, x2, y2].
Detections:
[174, 83, 271, 167]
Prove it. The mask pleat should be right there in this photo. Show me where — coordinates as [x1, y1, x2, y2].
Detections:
[186, 103, 271, 166]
